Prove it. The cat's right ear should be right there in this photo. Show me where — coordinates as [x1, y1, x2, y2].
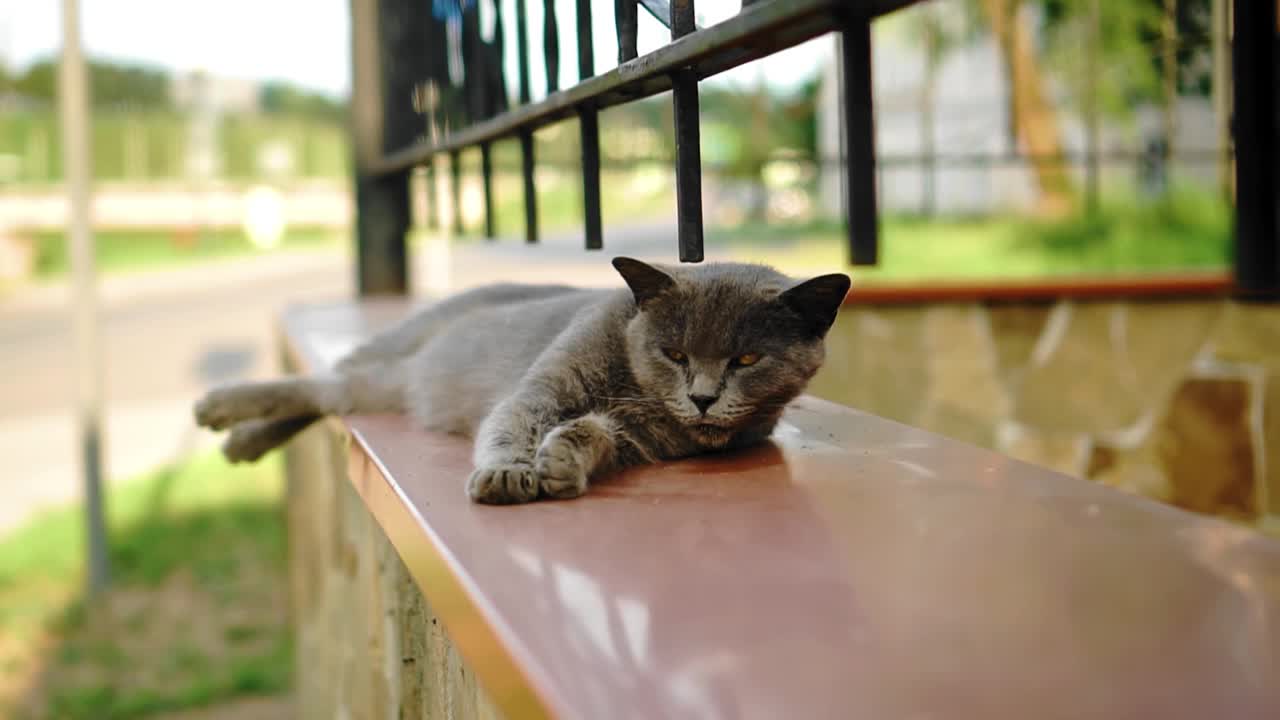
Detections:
[612, 257, 675, 308]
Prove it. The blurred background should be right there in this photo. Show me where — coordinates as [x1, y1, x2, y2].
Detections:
[0, 0, 1236, 718]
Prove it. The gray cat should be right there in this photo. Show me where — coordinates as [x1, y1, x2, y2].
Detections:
[193, 257, 850, 504]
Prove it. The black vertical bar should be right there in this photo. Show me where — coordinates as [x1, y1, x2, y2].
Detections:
[671, 0, 696, 36]
[544, 0, 560, 93]
[578, 0, 601, 250]
[481, 142, 495, 239]
[521, 131, 538, 243]
[424, 159, 438, 229]
[356, 172, 411, 294]
[577, 0, 594, 80]
[616, 0, 638, 63]
[670, 0, 702, 262]
[839, 17, 879, 266]
[1232, 0, 1278, 295]
[352, 0, 427, 295]
[493, 0, 508, 114]
[516, 0, 532, 103]
[672, 74, 703, 263]
[580, 108, 603, 250]
[450, 150, 463, 235]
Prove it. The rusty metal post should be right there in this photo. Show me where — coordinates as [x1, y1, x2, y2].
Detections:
[60, 0, 109, 594]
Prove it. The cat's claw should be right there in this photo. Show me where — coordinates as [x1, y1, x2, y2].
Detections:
[467, 464, 540, 504]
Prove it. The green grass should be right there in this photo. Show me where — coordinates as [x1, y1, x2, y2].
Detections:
[712, 189, 1232, 280]
[13, 185, 1233, 285]
[28, 226, 343, 280]
[0, 452, 290, 720]
[0, 111, 347, 183]
[449, 167, 677, 241]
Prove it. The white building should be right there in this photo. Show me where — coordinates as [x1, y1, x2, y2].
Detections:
[170, 71, 261, 115]
[815, 10, 1224, 217]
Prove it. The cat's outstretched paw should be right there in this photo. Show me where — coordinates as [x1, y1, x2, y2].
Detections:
[194, 388, 242, 430]
[222, 420, 277, 463]
[534, 439, 589, 500]
[467, 464, 540, 504]
[195, 380, 312, 430]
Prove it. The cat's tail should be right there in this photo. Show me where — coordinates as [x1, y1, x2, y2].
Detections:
[220, 414, 322, 463]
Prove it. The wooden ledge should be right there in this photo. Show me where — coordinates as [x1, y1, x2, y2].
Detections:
[282, 298, 1280, 720]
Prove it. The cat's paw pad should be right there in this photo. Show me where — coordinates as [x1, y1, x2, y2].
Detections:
[467, 464, 539, 505]
[534, 442, 588, 500]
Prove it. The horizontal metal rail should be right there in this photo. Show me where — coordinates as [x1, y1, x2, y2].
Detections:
[370, 0, 916, 176]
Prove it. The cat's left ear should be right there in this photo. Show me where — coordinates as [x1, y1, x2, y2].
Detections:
[779, 273, 851, 337]
[612, 257, 676, 308]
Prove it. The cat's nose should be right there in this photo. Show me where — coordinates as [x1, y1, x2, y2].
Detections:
[689, 394, 718, 415]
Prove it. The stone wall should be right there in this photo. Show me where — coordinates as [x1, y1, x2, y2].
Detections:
[809, 297, 1279, 531]
[284, 419, 502, 720]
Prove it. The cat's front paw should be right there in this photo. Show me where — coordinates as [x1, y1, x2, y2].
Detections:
[194, 388, 239, 430]
[533, 438, 589, 500]
[222, 420, 276, 463]
[467, 464, 540, 504]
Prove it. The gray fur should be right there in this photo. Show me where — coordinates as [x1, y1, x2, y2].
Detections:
[194, 258, 849, 504]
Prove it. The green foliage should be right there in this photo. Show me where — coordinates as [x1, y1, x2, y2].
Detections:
[11, 58, 171, 110]
[0, 57, 348, 184]
[712, 188, 1230, 279]
[1039, 0, 1216, 118]
[259, 82, 347, 123]
[0, 453, 291, 720]
[444, 165, 675, 241]
[882, 0, 983, 68]
[28, 226, 343, 279]
[700, 81, 820, 176]
[219, 115, 350, 178]
[0, 111, 347, 184]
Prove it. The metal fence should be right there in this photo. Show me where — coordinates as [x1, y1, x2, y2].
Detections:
[348, 0, 1278, 296]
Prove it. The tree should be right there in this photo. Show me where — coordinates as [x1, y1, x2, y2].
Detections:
[979, 0, 1075, 215]
[698, 79, 819, 221]
[259, 82, 346, 123]
[11, 58, 170, 110]
[1039, 0, 1215, 197]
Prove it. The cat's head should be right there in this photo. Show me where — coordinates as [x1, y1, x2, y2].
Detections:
[613, 257, 850, 447]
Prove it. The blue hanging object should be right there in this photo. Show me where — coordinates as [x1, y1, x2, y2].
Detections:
[432, 0, 472, 22]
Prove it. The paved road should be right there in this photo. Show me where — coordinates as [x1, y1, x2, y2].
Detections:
[0, 221, 717, 532]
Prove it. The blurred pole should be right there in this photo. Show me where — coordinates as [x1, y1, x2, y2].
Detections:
[1161, 0, 1178, 177]
[59, 0, 109, 594]
[920, 10, 937, 218]
[1210, 0, 1231, 199]
[1084, 0, 1100, 215]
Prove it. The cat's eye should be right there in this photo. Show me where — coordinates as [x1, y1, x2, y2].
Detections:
[662, 348, 688, 364]
[731, 353, 761, 367]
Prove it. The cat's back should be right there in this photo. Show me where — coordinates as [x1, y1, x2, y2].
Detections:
[405, 285, 621, 433]
[458, 285, 614, 346]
